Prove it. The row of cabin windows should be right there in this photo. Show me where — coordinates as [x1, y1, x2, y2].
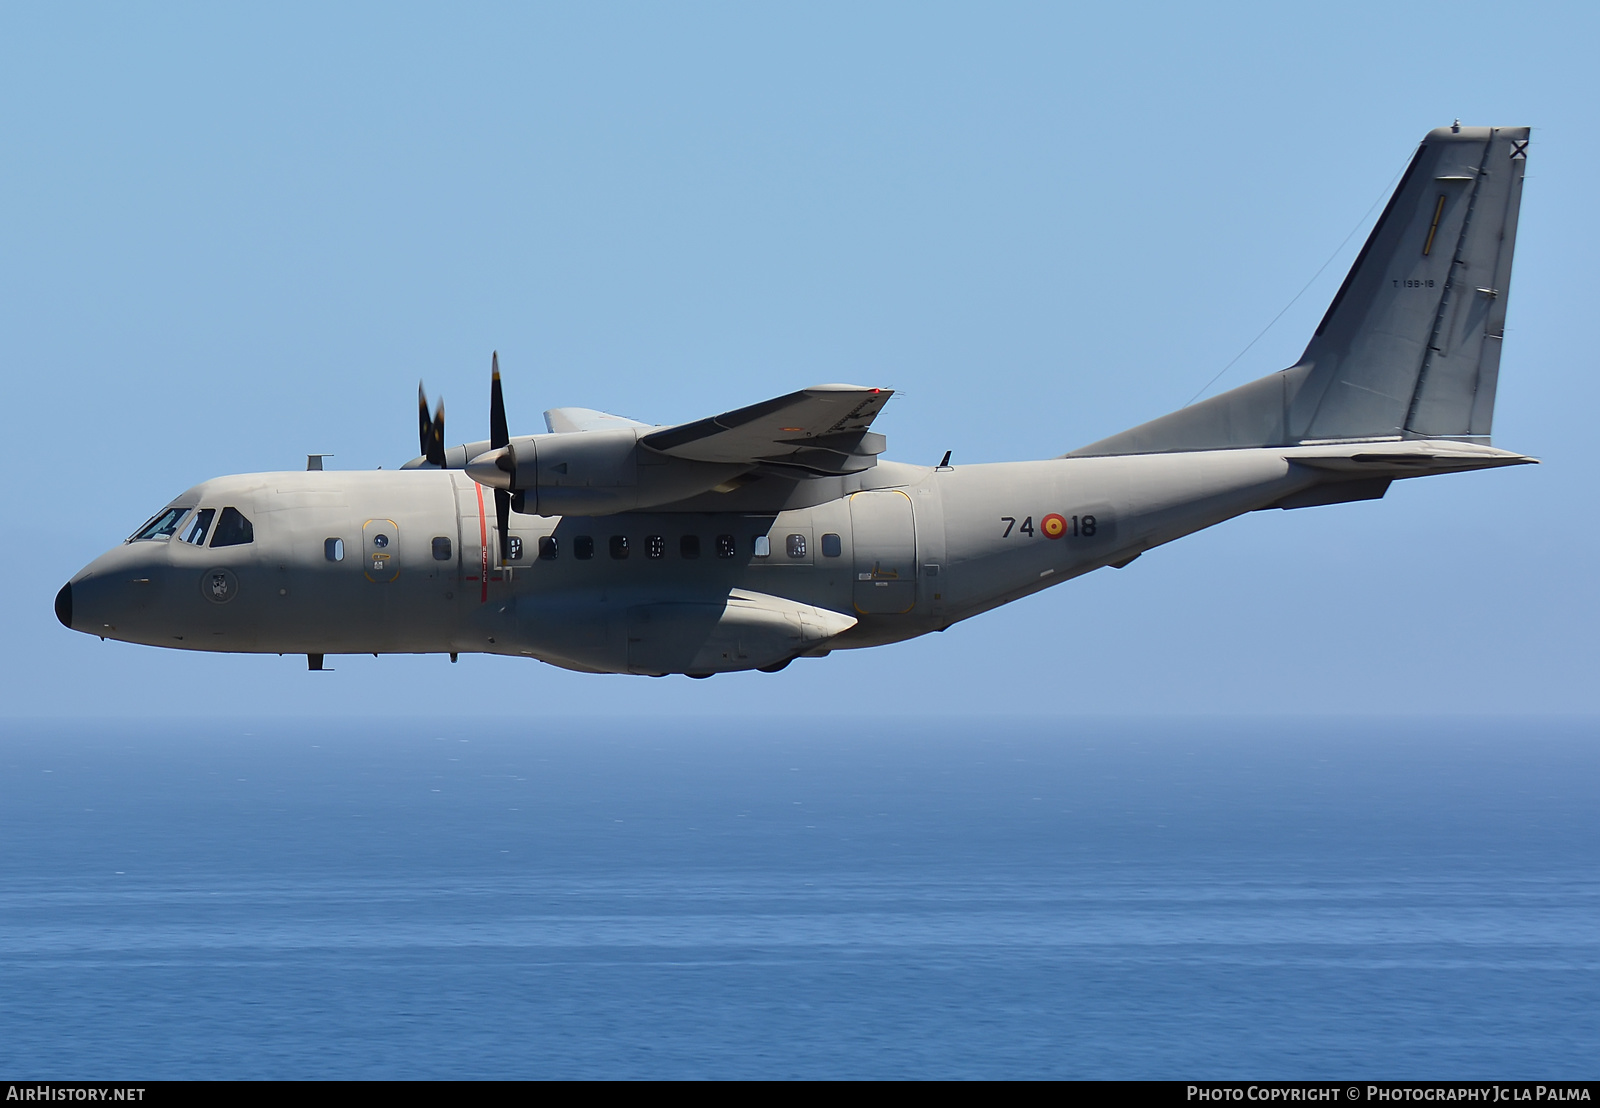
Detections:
[323, 532, 846, 563]
[135, 510, 845, 566]
[527, 532, 843, 561]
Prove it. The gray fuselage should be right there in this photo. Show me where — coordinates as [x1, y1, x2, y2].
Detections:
[62, 447, 1341, 675]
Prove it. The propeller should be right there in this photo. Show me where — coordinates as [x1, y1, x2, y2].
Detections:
[488, 352, 511, 565]
[417, 383, 446, 468]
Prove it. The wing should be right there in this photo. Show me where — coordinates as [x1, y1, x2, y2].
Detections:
[640, 384, 892, 475]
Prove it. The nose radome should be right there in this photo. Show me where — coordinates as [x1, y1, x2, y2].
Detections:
[55, 582, 72, 629]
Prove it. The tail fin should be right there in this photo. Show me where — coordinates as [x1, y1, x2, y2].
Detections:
[1070, 125, 1530, 457]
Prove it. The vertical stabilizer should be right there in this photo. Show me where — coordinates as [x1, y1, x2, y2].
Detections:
[1070, 125, 1529, 457]
[1292, 124, 1527, 442]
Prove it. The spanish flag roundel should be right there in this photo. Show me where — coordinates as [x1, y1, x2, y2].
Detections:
[1041, 513, 1067, 539]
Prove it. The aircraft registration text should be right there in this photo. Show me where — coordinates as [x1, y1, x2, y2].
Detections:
[1000, 514, 1098, 539]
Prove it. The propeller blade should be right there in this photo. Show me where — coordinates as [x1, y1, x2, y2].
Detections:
[418, 382, 432, 460]
[489, 351, 509, 451]
[494, 488, 511, 566]
[418, 383, 448, 467]
[488, 352, 513, 561]
[429, 399, 446, 467]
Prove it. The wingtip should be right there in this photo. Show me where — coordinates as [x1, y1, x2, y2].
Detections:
[803, 383, 895, 397]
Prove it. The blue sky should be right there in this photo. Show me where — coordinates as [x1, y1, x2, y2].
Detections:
[3, 2, 1595, 716]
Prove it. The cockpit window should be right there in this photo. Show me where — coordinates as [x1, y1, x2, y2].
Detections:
[128, 507, 189, 542]
[179, 508, 216, 546]
[209, 507, 255, 548]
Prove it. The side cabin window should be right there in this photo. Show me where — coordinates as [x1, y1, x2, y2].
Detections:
[325, 538, 345, 562]
[180, 509, 216, 546]
[821, 532, 842, 557]
[786, 534, 806, 559]
[432, 537, 453, 561]
[538, 536, 558, 560]
[209, 507, 254, 548]
[574, 535, 594, 560]
[609, 535, 629, 560]
[505, 536, 522, 561]
[680, 534, 701, 560]
[752, 535, 771, 558]
[128, 507, 189, 542]
[715, 534, 735, 559]
[646, 535, 665, 560]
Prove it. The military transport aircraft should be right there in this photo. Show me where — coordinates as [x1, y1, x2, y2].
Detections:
[56, 124, 1535, 677]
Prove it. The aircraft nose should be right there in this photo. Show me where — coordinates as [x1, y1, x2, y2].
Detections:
[55, 582, 72, 629]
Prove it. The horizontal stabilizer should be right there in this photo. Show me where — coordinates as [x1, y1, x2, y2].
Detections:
[1258, 438, 1536, 511]
[1282, 438, 1537, 478]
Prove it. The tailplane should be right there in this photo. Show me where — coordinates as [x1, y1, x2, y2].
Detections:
[1071, 124, 1530, 457]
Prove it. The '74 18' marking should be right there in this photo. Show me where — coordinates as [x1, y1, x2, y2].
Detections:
[1000, 514, 1096, 539]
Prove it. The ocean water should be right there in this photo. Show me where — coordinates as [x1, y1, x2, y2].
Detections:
[0, 715, 1595, 1079]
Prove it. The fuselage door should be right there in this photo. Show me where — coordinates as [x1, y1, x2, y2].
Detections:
[850, 490, 916, 614]
[362, 519, 400, 582]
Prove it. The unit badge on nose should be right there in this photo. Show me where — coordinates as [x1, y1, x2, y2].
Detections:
[1041, 513, 1067, 539]
[202, 567, 240, 603]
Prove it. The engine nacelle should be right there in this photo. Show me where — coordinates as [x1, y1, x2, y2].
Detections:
[465, 428, 745, 516]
